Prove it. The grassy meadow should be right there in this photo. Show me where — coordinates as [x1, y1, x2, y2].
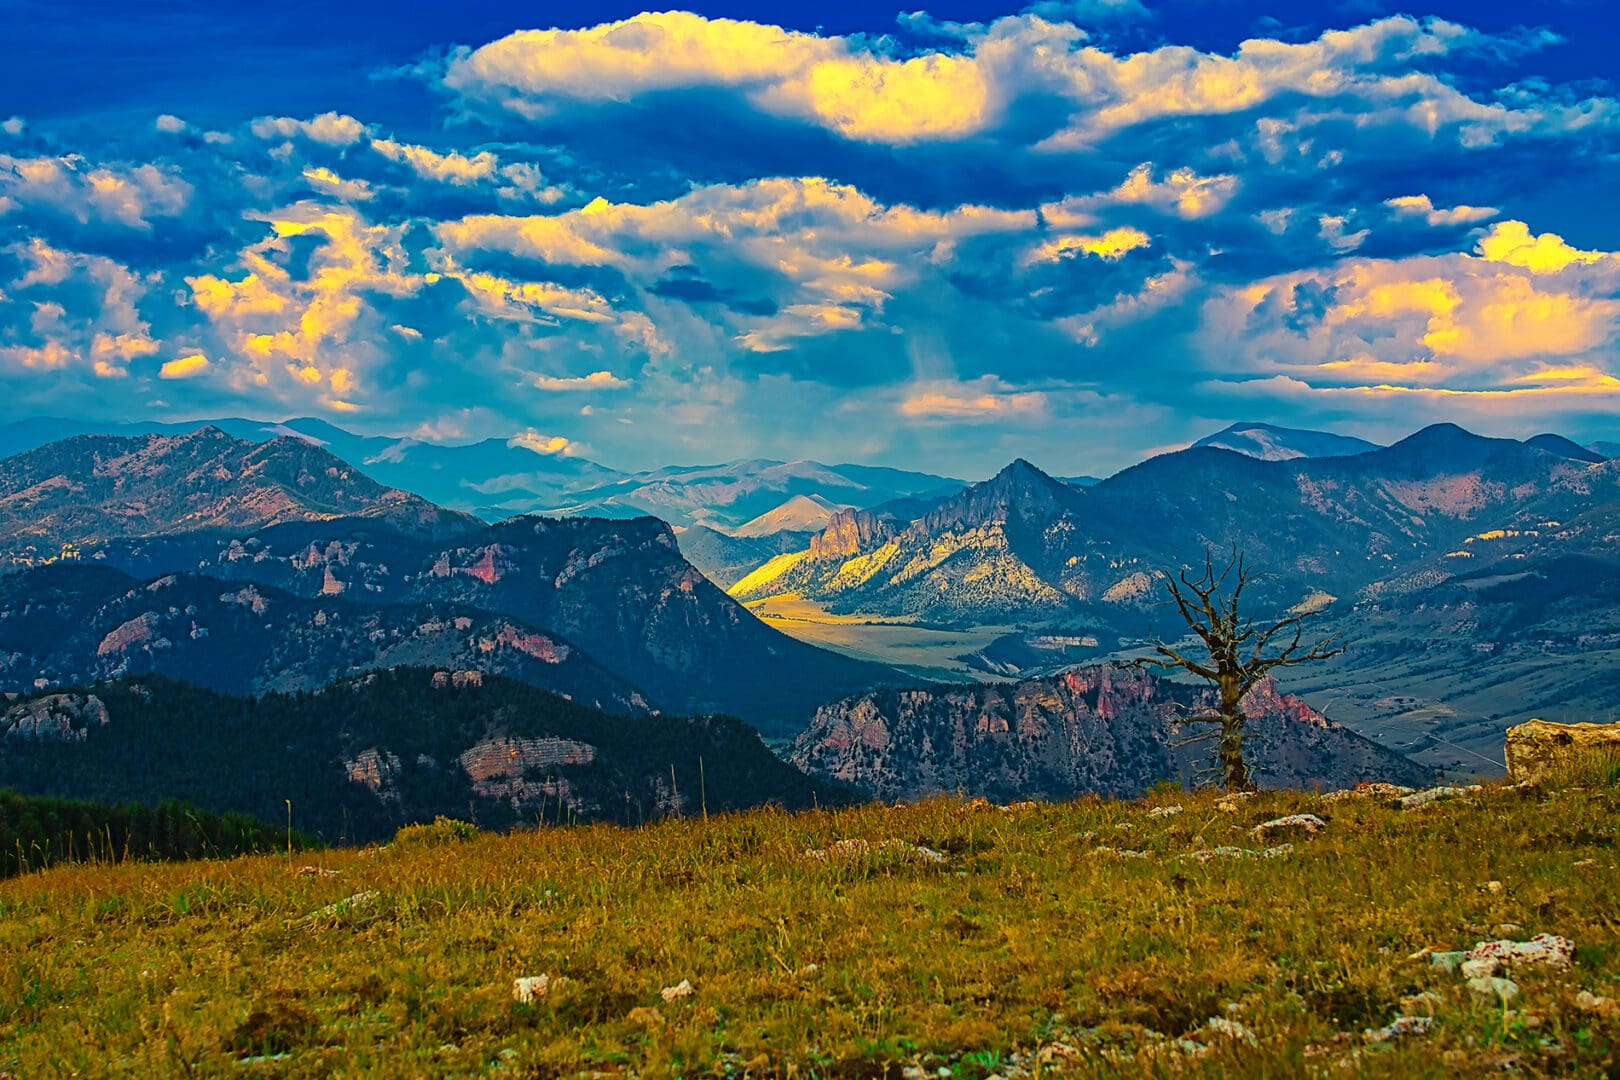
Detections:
[1, 776, 1617, 1078]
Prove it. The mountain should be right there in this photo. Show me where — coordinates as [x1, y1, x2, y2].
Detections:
[676, 525, 814, 589]
[790, 664, 1434, 802]
[0, 418, 964, 528]
[545, 459, 964, 531]
[1524, 433, 1606, 464]
[0, 416, 626, 520]
[1588, 441, 1620, 459]
[736, 425, 1597, 628]
[0, 564, 649, 714]
[731, 494, 847, 538]
[1191, 421, 1381, 461]
[76, 513, 898, 736]
[732, 460, 1097, 623]
[0, 428, 474, 563]
[0, 669, 853, 843]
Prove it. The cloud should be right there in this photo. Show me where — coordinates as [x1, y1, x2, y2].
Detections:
[1201, 223, 1620, 404]
[1385, 194, 1497, 227]
[1026, 226, 1152, 265]
[532, 370, 630, 391]
[159, 353, 210, 379]
[0, 152, 191, 228]
[250, 112, 367, 146]
[0, 117, 23, 137]
[154, 114, 189, 134]
[1476, 219, 1612, 274]
[899, 377, 1049, 422]
[301, 166, 374, 201]
[441, 12, 1615, 154]
[507, 430, 575, 455]
[371, 138, 498, 185]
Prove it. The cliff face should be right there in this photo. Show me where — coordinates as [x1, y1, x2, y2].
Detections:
[789, 664, 1434, 802]
[809, 509, 897, 561]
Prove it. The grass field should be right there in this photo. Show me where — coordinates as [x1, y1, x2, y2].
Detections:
[741, 595, 1013, 681]
[2, 774, 1617, 1077]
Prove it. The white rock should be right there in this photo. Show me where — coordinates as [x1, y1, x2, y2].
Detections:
[1205, 1017, 1257, 1043]
[1363, 1016, 1435, 1043]
[660, 979, 695, 1002]
[1251, 814, 1326, 837]
[1460, 957, 1500, 979]
[1148, 805, 1183, 818]
[1468, 933, 1574, 970]
[512, 975, 550, 1003]
[1467, 976, 1519, 1002]
[1398, 785, 1482, 808]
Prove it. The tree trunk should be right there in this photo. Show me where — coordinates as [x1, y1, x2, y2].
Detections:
[1218, 674, 1253, 792]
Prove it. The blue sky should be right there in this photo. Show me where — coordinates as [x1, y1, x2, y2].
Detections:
[2, 0, 1618, 477]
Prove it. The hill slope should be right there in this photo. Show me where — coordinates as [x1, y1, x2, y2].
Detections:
[0, 669, 849, 843]
[1, 779, 1614, 1075]
[0, 564, 649, 713]
[0, 427, 473, 561]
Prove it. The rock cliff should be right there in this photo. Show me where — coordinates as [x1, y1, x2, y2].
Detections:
[790, 664, 1434, 801]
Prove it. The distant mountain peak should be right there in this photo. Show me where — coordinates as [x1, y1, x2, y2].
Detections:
[1525, 433, 1606, 464]
[1192, 421, 1380, 461]
[922, 457, 1079, 532]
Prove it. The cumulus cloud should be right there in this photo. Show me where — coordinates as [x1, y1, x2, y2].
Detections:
[1201, 222, 1620, 408]
[250, 112, 367, 146]
[0, 153, 191, 228]
[441, 11, 1615, 153]
[1385, 194, 1497, 227]
[1476, 219, 1613, 274]
[159, 353, 210, 379]
[507, 430, 575, 455]
[533, 370, 630, 391]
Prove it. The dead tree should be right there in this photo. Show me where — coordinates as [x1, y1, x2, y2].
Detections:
[1135, 548, 1343, 792]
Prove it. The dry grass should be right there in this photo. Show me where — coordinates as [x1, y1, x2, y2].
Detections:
[1, 778, 1617, 1078]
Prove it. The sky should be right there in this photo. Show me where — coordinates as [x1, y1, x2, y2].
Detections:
[2, 0, 1618, 479]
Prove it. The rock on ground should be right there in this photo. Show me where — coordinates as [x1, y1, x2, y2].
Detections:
[1505, 719, 1620, 782]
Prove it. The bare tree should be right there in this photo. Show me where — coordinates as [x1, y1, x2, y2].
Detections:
[1136, 547, 1343, 791]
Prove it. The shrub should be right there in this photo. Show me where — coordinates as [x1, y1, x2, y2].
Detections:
[391, 816, 480, 848]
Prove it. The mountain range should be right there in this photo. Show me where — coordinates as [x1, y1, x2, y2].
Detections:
[729, 423, 1620, 771]
[5, 413, 1614, 803]
[0, 416, 961, 531]
[0, 429, 896, 736]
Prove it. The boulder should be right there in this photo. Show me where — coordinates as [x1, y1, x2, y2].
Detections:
[1504, 719, 1620, 782]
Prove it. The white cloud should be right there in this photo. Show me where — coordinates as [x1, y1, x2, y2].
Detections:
[250, 112, 368, 146]
[1385, 194, 1498, 227]
[533, 370, 630, 391]
[507, 430, 576, 455]
[159, 353, 210, 379]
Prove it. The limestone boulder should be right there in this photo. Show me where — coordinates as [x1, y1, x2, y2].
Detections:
[1505, 719, 1620, 782]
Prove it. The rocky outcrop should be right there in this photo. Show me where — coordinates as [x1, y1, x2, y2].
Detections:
[2, 693, 109, 742]
[1505, 719, 1620, 782]
[809, 509, 897, 561]
[790, 664, 1434, 802]
[459, 736, 597, 805]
